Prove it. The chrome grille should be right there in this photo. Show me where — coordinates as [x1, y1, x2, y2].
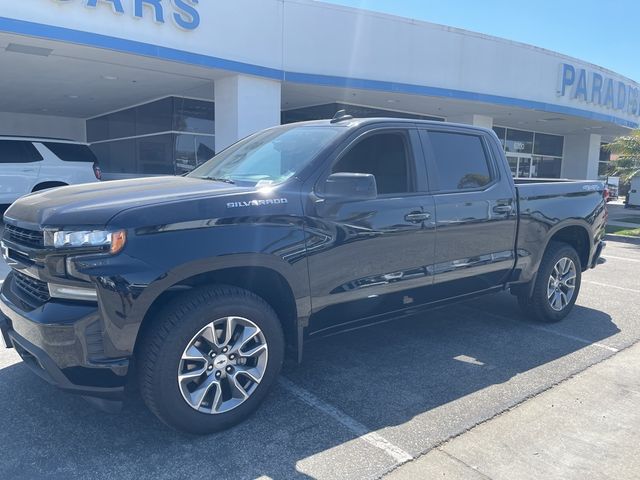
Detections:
[4, 224, 44, 249]
[12, 271, 50, 306]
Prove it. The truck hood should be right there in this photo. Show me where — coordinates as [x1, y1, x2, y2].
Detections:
[4, 176, 252, 228]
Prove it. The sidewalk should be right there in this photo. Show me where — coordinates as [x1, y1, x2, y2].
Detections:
[385, 342, 640, 480]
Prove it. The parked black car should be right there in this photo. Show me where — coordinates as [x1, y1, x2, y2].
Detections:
[1, 116, 607, 433]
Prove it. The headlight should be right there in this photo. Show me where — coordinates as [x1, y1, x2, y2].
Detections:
[46, 229, 127, 254]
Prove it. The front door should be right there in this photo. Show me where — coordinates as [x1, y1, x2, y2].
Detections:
[304, 127, 436, 336]
[421, 128, 518, 299]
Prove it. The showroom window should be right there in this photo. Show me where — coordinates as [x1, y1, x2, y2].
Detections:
[493, 126, 564, 179]
[598, 143, 611, 179]
[175, 134, 216, 174]
[87, 97, 215, 177]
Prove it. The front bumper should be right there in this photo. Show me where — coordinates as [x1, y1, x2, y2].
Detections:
[0, 273, 129, 403]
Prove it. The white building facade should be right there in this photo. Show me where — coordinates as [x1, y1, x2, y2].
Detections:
[1, 0, 638, 179]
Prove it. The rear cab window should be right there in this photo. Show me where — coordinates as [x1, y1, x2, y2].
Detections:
[0, 140, 43, 163]
[43, 142, 97, 163]
[423, 130, 495, 192]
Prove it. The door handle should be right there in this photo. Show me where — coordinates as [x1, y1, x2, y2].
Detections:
[405, 212, 431, 223]
[492, 205, 513, 214]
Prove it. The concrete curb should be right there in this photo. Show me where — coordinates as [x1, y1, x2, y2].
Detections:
[605, 233, 640, 245]
[607, 221, 640, 228]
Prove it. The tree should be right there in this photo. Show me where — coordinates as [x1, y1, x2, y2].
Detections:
[604, 130, 640, 183]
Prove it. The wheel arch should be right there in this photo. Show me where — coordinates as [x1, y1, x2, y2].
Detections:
[133, 259, 303, 362]
[512, 221, 591, 298]
[546, 223, 591, 270]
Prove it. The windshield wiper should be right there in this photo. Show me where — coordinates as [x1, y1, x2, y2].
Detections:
[202, 176, 236, 184]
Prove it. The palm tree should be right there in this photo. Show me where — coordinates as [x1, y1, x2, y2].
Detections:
[604, 130, 640, 183]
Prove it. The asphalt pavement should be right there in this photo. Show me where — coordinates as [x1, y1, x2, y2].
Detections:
[0, 228, 638, 479]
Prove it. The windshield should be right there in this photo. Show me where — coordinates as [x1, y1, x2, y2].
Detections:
[188, 125, 342, 186]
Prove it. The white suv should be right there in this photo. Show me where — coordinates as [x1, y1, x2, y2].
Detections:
[0, 136, 100, 205]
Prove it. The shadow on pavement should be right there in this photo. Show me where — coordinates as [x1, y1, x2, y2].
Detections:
[0, 293, 619, 480]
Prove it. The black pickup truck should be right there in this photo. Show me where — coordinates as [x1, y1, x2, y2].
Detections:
[0, 116, 606, 433]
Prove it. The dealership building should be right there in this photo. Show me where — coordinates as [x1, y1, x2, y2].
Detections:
[1, 0, 639, 179]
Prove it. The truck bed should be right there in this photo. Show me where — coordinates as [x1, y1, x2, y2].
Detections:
[513, 178, 606, 284]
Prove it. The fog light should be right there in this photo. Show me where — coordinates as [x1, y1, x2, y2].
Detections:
[48, 283, 98, 301]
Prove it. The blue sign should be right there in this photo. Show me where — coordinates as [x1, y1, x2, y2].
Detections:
[53, 0, 200, 31]
[558, 63, 639, 118]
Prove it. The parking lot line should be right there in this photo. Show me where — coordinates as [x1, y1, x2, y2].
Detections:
[604, 255, 640, 263]
[460, 306, 619, 353]
[278, 377, 413, 464]
[583, 280, 640, 294]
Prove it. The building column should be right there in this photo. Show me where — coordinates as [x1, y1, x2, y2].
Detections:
[214, 74, 282, 151]
[562, 133, 601, 180]
[447, 114, 493, 129]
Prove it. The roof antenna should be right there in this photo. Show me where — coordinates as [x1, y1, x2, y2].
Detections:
[330, 109, 354, 123]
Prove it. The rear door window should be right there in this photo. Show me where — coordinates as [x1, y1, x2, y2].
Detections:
[426, 131, 493, 191]
[43, 142, 97, 163]
[0, 140, 42, 163]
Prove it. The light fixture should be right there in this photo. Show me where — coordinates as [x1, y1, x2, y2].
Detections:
[67, 95, 79, 99]
[101, 75, 118, 80]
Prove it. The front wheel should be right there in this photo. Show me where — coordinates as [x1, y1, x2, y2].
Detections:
[517, 242, 582, 323]
[138, 285, 284, 434]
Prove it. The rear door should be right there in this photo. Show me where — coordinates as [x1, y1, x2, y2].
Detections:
[420, 127, 517, 299]
[0, 140, 42, 204]
[305, 125, 437, 336]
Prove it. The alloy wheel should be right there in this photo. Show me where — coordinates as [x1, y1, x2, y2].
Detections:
[547, 257, 577, 312]
[177, 316, 268, 414]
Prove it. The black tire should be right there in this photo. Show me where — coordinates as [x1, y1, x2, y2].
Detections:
[137, 285, 284, 434]
[517, 241, 582, 323]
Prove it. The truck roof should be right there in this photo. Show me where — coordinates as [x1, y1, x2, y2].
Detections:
[290, 117, 495, 135]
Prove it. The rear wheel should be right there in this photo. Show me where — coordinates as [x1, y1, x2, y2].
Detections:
[138, 285, 284, 434]
[517, 242, 581, 323]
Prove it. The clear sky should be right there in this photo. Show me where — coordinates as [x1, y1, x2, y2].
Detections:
[321, 0, 640, 83]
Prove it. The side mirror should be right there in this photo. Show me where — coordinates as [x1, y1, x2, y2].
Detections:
[324, 172, 377, 200]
